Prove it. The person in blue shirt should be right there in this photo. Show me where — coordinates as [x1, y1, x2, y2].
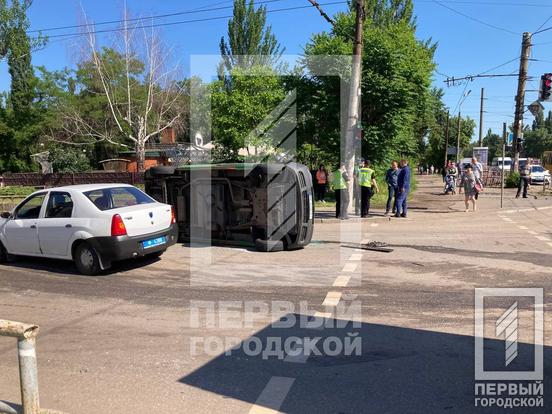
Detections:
[385, 160, 399, 215]
[395, 159, 411, 218]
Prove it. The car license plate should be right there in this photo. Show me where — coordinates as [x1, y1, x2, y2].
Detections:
[142, 236, 167, 249]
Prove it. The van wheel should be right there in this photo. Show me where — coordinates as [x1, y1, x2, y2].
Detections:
[254, 239, 284, 252]
[0, 242, 7, 263]
[74, 242, 101, 275]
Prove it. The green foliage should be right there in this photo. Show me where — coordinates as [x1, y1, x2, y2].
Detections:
[211, 66, 286, 161]
[47, 145, 91, 173]
[219, 0, 283, 75]
[506, 172, 520, 188]
[303, 0, 437, 165]
[483, 128, 502, 163]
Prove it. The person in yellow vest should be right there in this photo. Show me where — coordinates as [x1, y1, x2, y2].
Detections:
[358, 159, 379, 218]
[331, 162, 350, 220]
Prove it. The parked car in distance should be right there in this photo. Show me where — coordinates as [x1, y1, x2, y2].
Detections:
[529, 165, 551, 184]
[0, 184, 178, 275]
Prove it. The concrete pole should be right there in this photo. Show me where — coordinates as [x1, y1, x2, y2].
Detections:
[513, 32, 532, 172]
[18, 337, 40, 414]
[501, 122, 506, 209]
[456, 112, 462, 164]
[443, 111, 450, 169]
[479, 88, 485, 147]
[345, 0, 364, 213]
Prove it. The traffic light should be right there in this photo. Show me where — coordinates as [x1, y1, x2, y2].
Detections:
[540, 73, 552, 102]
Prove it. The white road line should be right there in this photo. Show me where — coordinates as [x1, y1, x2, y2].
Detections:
[518, 226, 528, 230]
[370, 223, 379, 227]
[333, 275, 351, 287]
[342, 263, 357, 273]
[249, 377, 295, 414]
[305, 311, 332, 330]
[349, 253, 362, 261]
[322, 292, 342, 307]
[535, 236, 551, 242]
[528, 231, 538, 235]
[547, 242, 552, 248]
[502, 217, 513, 222]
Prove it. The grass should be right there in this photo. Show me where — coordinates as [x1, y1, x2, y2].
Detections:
[0, 185, 36, 197]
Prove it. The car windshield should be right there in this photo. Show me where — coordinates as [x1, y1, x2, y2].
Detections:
[84, 187, 155, 211]
[532, 166, 544, 173]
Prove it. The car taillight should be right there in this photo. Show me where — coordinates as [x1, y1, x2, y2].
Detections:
[111, 214, 127, 236]
[171, 206, 176, 224]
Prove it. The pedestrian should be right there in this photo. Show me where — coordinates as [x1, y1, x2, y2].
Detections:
[516, 162, 531, 199]
[460, 165, 483, 212]
[471, 157, 483, 200]
[395, 159, 411, 218]
[332, 163, 350, 220]
[385, 160, 399, 215]
[315, 165, 328, 202]
[359, 159, 379, 218]
[353, 159, 363, 215]
[430, 165, 435, 175]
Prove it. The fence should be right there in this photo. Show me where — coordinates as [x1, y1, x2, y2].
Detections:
[481, 169, 509, 188]
[0, 172, 144, 188]
[0, 320, 40, 414]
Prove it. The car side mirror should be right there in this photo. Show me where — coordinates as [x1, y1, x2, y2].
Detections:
[0, 211, 12, 219]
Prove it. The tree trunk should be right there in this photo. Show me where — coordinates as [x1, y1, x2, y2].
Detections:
[136, 141, 146, 172]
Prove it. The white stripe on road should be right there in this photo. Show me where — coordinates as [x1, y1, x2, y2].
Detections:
[322, 292, 342, 307]
[502, 217, 513, 222]
[547, 242, 552, 248]
[535, 236, 551, 242]
[333, 275, 351, 287]
[370, 223, 379, 227]
[349, 253, 362, 261]
[528, 231, 538, 235]
[342, 263, 357, 273]
[517, 226, 528, 230]
[305, 311, 332, 330]
[249, 377, 295, 414]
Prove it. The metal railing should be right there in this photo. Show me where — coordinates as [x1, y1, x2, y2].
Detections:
[0, 320, 40, 414]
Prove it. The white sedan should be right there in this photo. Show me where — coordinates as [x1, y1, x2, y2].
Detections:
[0, 184, 178, 275]
[529, 165, 551, 184]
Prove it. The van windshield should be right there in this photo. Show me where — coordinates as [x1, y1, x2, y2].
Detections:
[84, 187, 155, 211]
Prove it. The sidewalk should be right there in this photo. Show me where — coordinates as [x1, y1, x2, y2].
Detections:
[314, 174, 552, 223]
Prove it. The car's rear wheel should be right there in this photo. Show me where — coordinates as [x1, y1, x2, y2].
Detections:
[74, 242, 101, 275]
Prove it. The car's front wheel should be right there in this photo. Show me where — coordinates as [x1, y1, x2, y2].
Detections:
[74, 242, 101, 275]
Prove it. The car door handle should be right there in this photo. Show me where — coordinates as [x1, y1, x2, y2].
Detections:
[30, 225, 37, 229]
[65, 224, 72, 228]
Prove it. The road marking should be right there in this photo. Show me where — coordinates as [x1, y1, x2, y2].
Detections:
[333, 275, 351, 287]
[528, 231, 538, 235]
[370, 223, 379, 227]
[349, 253, 362, 261]
[535, 236, 551, 242]
[322, 291, 342, 307]
[547, 242, 552, 248]
[342, 263, 357, 272]
[249, 377, 295, 414]
[502, 217, 513, 222]
[518, 225, 529, 230]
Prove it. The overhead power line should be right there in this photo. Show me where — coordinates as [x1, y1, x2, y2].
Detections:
[431, 0, 519, 36]
[27, 0, 286, 34]
[32, 1, 348, 41]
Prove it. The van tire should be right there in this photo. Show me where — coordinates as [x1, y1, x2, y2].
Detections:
[254, 238, 284, 252]
[0, 242, 7, 263]
[149, 166, 176, 176]
[74, 242, 101, 275]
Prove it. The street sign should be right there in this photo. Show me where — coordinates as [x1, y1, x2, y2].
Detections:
[528, 100, 544, 116]
[473, 147, 489, 165]
[507, 133, 513, 146]
[447, 146, 457, 155]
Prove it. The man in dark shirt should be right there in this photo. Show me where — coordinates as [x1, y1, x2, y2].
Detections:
[385, 160, 399, 215]
[516, 163, 531, 199]
[395, 159, 411, 218]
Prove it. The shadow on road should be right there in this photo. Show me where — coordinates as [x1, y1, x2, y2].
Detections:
[179, 314, 550, 413]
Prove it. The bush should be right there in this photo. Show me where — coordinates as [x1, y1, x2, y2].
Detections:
[505, 172, 520, 188]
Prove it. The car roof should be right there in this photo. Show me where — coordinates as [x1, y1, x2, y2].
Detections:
[32, 183, 134, 195]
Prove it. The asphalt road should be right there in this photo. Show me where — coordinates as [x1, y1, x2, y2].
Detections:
[0, 175, 551, 414]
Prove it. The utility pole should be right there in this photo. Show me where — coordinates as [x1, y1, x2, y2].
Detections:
[443, 111, 450, 169]
[501, 122, 506, 209]
[456, 113, 462, 164]
[513, 32, 532, 172]
[345, 0, 364, 213]
[479, 88, 484, 147]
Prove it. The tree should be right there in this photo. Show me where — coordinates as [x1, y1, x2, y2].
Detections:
[54, 8, 185, 172]
[303, 0, 436, 165]
[482, 128, 501, 162]
[211, 66, 286, 161]
[219, 0, 283, 76]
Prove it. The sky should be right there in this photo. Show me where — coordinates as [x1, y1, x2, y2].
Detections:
[2, 0, 552, 139]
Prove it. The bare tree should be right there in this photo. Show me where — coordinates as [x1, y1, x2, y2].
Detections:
[54, 7, 185, 172]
